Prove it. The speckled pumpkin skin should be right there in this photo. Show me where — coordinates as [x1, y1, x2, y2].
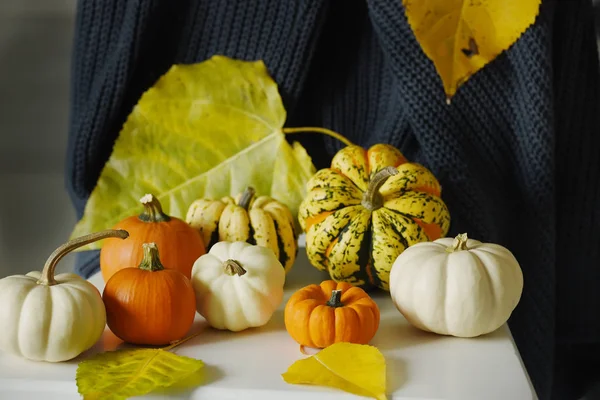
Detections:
[298, 144, 451, 291]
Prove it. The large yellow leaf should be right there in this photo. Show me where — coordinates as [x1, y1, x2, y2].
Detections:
[76, 348, 204, 400]
[69, 55, 316, 250]
[282, 342, 387, 400]
[403, 0, 542, 100]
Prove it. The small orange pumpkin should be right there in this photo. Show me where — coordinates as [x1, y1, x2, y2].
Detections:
[102, 242, 196, 346]
[100, 194, 205, 282]
[284, 280, 380, 348]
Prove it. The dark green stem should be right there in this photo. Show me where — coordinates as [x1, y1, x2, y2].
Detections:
[326, 290, 344, 307]
[138, 243, 165, 272]
[139, 194, 171, 222]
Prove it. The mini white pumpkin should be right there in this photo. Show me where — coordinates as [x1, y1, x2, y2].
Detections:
[190, 241, 285, 332]
[389, 233, 523, 338]
[0, 229, 129, 362]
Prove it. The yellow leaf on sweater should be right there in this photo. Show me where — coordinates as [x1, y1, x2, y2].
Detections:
[282, 342, 387, 400]
[69, 55, 316, 250]
[402, 0, 542, 100]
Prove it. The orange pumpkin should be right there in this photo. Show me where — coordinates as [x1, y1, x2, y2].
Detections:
[284, 280, 380, 348]
[102, 242, 197, 346]
[100, 194, 205, 282]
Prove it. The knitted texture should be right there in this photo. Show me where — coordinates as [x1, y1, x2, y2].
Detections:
[65, 1, 600, 399]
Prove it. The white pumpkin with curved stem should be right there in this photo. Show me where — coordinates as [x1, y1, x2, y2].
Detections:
[190, 241, 285, 332]
[389, 233, 524, 338]
[0, 229, 129, 362]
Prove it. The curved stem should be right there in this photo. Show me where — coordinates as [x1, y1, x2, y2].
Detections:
[446, 233, 469, 252]
[326, 290, 344, 307]
[138, 243, 165, 272]
[361, 166, 398, 211]
[223, 259, 247, 276]
[139, 194, 171, 222]
[283, 127, 354, 147]
[38, 229, 129, 286]
[237, 187, 255, 210]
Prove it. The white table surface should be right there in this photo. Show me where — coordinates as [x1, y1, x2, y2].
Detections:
[0, 239, 537, 400]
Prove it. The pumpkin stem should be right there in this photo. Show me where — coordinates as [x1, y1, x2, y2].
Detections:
[139, 194, 171, 222]
[223, 259, 247, 276]
[326, 290, 344, 307]
[361, 166, 398, 211]
[282, 127, 354, 147]
[138, 243, 166, 272]
[237, 187, 256, 210]
[38, 229, 129, 286]
[447, 233, 469, 252]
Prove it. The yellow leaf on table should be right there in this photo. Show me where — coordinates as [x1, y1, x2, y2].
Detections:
[69, 55, 316, 250]
[76, 348, 204, 400]
[282, 342, 387, 400]
[402, 0, 542, 100]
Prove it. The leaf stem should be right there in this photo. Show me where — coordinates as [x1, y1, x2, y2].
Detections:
[163, 330, 204, 351]
[283, 127, 354, 147]
[38, 229, 129, 286]
[299, 344, 320, 356]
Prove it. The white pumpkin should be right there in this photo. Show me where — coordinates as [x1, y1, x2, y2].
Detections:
[0, 229, 129, 362]
[389, 233, 523, 338]
[190, 241, 285, 332]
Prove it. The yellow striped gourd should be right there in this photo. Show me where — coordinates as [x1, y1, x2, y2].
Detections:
[186, 187, 298, 273]
[298, 144, 451, 291]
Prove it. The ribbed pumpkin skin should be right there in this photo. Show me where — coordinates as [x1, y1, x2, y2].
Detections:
[186, 189, 298, 273]
[284, 280, 380, 348]
[298, 144, 451, 291]
[100, 217, 205, 282]
[100, 195, 206, 282]
[103, 267, 196, 346]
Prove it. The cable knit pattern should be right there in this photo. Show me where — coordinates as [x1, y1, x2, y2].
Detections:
[65, 1, 600, 398]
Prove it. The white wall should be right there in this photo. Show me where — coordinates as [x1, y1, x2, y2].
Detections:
[0, 0, 78, 277]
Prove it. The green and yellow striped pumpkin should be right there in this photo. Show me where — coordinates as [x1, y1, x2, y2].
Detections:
[298, 144, 451, 291]
[186, 187, 298, 273]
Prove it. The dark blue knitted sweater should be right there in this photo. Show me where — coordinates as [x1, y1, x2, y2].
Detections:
[65, 1, 600, 398]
